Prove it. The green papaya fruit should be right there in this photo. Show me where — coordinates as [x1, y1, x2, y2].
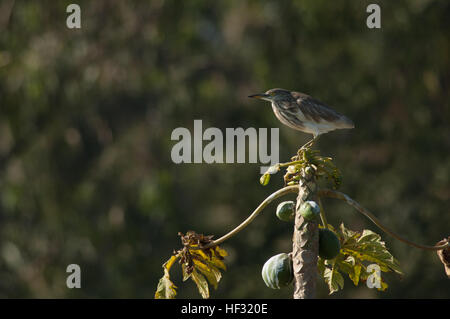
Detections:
[276, 201, 295, 222]
[299, 200, 320, 221]
[319, 228, 341, 260]
[261, 253, 293, 289]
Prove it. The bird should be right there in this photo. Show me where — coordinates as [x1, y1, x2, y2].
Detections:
[249, 88, 354, 149]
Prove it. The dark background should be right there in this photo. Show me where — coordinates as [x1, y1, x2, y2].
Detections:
[0, 0, 449, 298]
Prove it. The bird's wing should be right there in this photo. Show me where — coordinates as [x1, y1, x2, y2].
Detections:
[291, 92, 346, 123]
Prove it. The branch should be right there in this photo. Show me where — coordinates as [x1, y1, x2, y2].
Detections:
[201, 185, 299, 249]
[318, 189, 449, 251]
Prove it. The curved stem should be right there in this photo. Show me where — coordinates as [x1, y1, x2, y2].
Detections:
[315, 195, 328, 228]
[201, 185, 299, 249]
[318, 189, 449, 251]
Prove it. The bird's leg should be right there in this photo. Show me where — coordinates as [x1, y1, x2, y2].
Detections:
[301, 139, 315, 149]
[294, 136, 320, 160]
[300, 135, 320, 150]
[295, 138, 314, 159]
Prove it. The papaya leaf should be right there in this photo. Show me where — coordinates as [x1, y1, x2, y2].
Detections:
[193, 259, 222, 289]
[318, 223, 402, 294]
[191, 268, 210, 299]
[190, 245, 227, 271]
[155, 255, 178, 299]
[379, 279, 388, 291]
[176, 231, 228, 298]
[318, 257, 326, 277]
[338, 223, 359, 244]
[155, 275, 177, 299]
[181, 262, 192, 281]
[209, 256, 227, 271]
[322, 260, 345, 294]
[214, 246, 228, 258]
[350, 264, 362, 286]
[342, 228, 402, 275]
[338, 256, 361, 286]
[190, 245, 227, 290]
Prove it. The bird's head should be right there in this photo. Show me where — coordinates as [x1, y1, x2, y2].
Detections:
[248, 88, 294, 102]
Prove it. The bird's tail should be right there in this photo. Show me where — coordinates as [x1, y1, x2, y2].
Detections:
[338, 115, 355, 129]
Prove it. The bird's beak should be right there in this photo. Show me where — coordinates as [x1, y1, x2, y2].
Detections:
[248, 93, 271, 101]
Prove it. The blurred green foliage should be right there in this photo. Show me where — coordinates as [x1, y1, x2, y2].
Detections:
[0, 0, 449, 298]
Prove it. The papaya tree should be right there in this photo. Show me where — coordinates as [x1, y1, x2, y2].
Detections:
[155, 147, 450, 299]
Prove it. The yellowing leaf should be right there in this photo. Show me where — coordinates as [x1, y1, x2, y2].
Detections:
[210, 257, 226, 271]
[340, 224, 402, 275]
[191, 269, 210, 299]
[191, 247, 228, 271]
[188, 245, 228, 297]
[160, 232, 228, 299]
[318, 223, 402, 295]
[155, 255, 179, 299]
[193, 259, 221, 289]
[349, 264, 361, 286]
[181, 263, 192, 282]
[214, 246, 228, 258]
[190, 248, 209, 260]
[379, 279, 388, 291]
[155, 274, 177, 299]
[323, 261, 344, 294]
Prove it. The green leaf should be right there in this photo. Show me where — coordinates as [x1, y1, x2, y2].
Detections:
[339, 223, 359, 244]
[318, 223, 402, 294]
[349, 263, 362, 286]
[344, 228, 402, 275]
[318, 257, 326, 277]
[323, 261, 344, 294]
[338, 256, 361, 286]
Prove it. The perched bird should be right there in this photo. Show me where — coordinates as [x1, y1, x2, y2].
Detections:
[249, 88, 354, 148]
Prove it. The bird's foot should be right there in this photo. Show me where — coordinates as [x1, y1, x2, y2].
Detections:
[299, 139, 315, 151]
[302, 136, 320, 150]
[294, 137, 320, 159]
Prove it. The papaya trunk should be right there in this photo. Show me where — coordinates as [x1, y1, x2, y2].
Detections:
[292, 167, 319, 299]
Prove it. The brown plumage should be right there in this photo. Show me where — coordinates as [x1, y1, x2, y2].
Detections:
[249, 88, 354, 140]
